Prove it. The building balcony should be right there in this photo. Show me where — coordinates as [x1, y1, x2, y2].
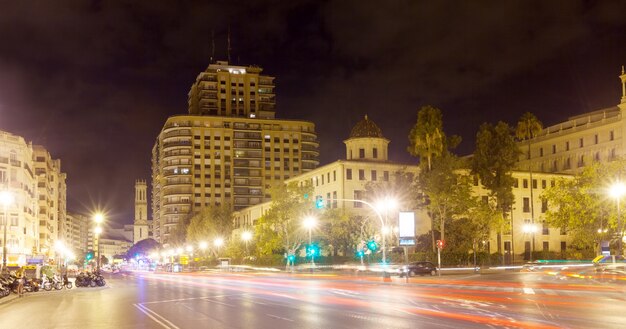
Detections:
[162, 141, 192, 150]
[163, 121, 192, 131]
[233, 132, 262, 140]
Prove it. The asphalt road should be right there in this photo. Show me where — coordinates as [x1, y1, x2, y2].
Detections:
[1, 269, 625, 328]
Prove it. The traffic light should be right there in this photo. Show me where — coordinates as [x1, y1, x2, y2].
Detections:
[436, 239, 445, 249]
[366, 240, 378, 252]
[287, 254, 295, 262]
[315, 195, 324, 209]
[356, 249, 364, 258]
[86, 251, 94, 261]
[306, 243, 320, 257]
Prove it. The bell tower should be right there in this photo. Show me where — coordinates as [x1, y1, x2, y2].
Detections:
[133, 179, 149, 244]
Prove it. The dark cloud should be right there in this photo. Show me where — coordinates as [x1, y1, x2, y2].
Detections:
[2, 1, 626, 224]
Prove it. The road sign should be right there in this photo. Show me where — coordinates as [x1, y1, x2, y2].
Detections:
[436, 239, 445, 249]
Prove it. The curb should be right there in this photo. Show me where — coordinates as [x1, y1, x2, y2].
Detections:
[0, 294, 19, 306]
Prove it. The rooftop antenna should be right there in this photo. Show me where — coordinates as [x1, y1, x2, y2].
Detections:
[227, 25, 232, 64]
[210, 29, 215, 63]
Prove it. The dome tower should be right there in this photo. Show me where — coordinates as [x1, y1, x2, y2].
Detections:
[343, 115, 389, 161]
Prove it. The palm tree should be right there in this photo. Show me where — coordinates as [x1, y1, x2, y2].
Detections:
[408, 105, 445, 251]
[408, 105, 444, 171]
[515, 112, 543, 259]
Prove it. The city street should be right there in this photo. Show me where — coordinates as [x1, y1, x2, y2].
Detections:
[1, 269, 625, 328]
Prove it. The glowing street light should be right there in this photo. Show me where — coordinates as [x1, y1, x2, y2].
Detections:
[522, 223, 538, 261]
[1, 190, 15, 272]
[199, 241, 208, 250]
[241, 231, 252, 257]
[302, 216, 318, 266]
[214, 237, 224, 257]
[94, 213, 104, 224]
[185, 245, 193, 253]
[92, 212, 105, 271]
[375, 196, 398, 264]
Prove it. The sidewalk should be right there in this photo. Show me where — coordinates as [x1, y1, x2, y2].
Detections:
[0, 293, 19, 306]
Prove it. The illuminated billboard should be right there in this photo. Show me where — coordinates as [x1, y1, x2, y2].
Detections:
[398, 211, 415, 238]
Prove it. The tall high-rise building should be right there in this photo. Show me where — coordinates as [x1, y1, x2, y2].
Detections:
[0, 130, 39, 267]
[33, 145, 67, 260]
[152, 61, 318, 245]
[133, 179, 150, 244]
[188, 61, 276, 119]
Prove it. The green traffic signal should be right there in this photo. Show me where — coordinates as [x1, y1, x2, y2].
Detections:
[366, 240, 378, 252]
[306, 243, 320, 257]
[315, 195, 324, 209]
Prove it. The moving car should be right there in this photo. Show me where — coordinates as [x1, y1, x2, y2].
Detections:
[400, 261, 438, 277]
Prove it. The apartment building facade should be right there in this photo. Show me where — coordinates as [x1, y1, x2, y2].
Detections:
[187, 61, 276, 119]
[0, 130, 39, 267]
[66, 212, 89, 255]
[33, 145, 67, 260]
[152, 61, 318, 246]
[516, 69, 626, 174]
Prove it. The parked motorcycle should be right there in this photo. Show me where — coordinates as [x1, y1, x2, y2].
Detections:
[63, 274, 73, 289]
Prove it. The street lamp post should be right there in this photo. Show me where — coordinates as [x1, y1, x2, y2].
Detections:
[241, 231, 252, 258]
[376, 197, 398, 265]
[522, 223, 537, 261]
[303, 216, 317, 266]
[1, 191, 15, 273]
[94, 226, 102, 271]
[214, 237, 224, 258]
[335, 197, 397, 264]
[610, 182, 626, 256]
[93, 212, 105, 272]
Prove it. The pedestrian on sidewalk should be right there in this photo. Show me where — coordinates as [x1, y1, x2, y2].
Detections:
[16, 269, 25, 297]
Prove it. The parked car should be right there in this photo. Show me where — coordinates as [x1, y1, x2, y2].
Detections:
[400, 261, 438, 277]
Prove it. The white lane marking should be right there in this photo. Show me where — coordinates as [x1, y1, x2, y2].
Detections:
[142, 294, 236, 304]
[201, 298, 234, 307]
[265, 314, 294, 322]
[133, 303, 180, 329]
[523, 288, 535, 295]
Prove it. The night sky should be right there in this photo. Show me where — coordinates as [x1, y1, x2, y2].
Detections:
[2, 1, 626, 225]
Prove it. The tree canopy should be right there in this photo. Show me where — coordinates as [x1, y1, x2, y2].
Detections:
[471, 121, 520, 214]
[543, 160, 626, 254]
[408, 105, 445, 171]
[418, 153, 475, 243]
[186, 203, 234, 244]
[126, 238, 160, 259]
[254, 182, 314, 257]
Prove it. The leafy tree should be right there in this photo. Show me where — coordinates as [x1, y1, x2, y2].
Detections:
[254, 182, 314, 266]
[471, 121, 520, 256]
[126, 238, 160, 259]
[186, 203, 234, 244]
[515, 112, 543, 243]
[543, 160, 626, 254]
[418, 154, 475, 243]
[320, 208, 375, 257]
[408, 106, 460, 251]
[169, 214, 191, 245]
